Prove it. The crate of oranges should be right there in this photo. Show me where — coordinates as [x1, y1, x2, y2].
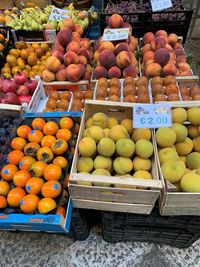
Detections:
[0, 114, 88, 235]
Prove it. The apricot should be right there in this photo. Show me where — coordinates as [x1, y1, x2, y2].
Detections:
[146, 63, 162, 77]
[42, 70, 55, 82]
[163, 63, 178, 76]
[45, 56, 61, 73]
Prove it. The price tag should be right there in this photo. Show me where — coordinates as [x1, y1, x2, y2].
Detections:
[133, 104, 172, 129]
[102, 28, 129, 41]
[49, 7, 70, 21]
[45, 30, 56, 42]
[150, 0, 172, 11]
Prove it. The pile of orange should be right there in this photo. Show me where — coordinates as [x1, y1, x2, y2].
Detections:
[0, 117, 78, 217]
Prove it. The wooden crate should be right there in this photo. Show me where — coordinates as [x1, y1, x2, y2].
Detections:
[69, 100, 162, 214]
[157, 101, 200, 216]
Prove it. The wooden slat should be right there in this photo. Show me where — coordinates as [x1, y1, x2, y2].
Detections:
[161, 206, 200, 216]
[72, 199, 154, 214]
[69, 184, 160, 204]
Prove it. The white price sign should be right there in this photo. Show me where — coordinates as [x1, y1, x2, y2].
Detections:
[102, 28, 129, 41]
[45, 30, 56, 42]
[150, 0, 172, 12]
[49, 7, 70, 21]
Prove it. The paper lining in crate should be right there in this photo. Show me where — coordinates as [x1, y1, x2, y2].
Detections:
[69, 100, 162, 214]
[156, 101, 200, 216]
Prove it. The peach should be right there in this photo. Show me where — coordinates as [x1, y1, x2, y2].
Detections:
[71, 32, 81, 43]
[78, 55, 87, 66]
[146, 59, 154, 67]
[45, 56, 61, 73]
[100, 41, 115, 52]
[154, 48, 170, 66]
[56, 69, 67, 81]
[66, 64, 82, 82]
[178, 62, 191, 73]
[174, 48, 185, 58]
[122, 22, 132, 34]
[94, 66, 108, 79]
[123, 65, 137, 78]
[130, 53, 138, 67]
[165, 43, 173, 52]
[155, 30, 168, 37]
[173, 43, 182, 50]
[179, 71, 193, 76]
[74, 24, 84, 36]
[61, 18, 75, 31]
[143, 51, 154, 63]
[94, 51, 100, 62]
[129, 37, 138, 52]
[176, 55, 187, 64]
[66, 41, 80, 54]
[83, 71, 91, 80]
[154, 36, 167, 49]
[143, 32, 155, 44]
[108, 66, 121, 78]
[108, 14, 124, 28]
[86, 64, 92, 73]
[56, 29, 72, 47]
[99, 50, 116, 69]
[79, 47, 91, 62]
[114, 43, 129, 55]
[63, 51, 79, 66]
[52, 42, 65, 54]
[51, 50, 64, 63]
[77, 64, 85, 78]
[42, 70, 55, 82]
[80, 38, 91, 49]
[163, 63, 178, 76]
[168, 33, 178, 47]
[141, 43, 152, 55]
[116, 51, 131, 68]
[146, 63, 162, 77]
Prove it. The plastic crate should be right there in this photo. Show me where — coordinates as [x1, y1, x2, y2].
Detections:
[102, 205, 200, 247]
[71, 208, 90, 240]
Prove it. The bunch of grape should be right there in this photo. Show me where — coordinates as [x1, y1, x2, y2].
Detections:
[104, 1, 140, 14]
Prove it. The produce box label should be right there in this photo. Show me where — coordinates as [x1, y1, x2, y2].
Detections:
[150, 0, 172, 12]
[44, 30, 57, 42]
[133, 104, 172, 128]
[102, 28, 129, 41]
[49, 7, 70, 21]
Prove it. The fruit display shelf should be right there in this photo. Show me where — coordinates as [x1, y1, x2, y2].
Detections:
[69, 100, 162, 214]
[101, 204, 200, 247]
[154, 102, 200, 216]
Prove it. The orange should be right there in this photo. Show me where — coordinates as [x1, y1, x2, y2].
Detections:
[74, 123, 80, 134]
[0, 196, 7, 208]
[41, 135, 56, 147]
[25, 177, 44, 194]
[1, 164, 18, 181]
[13, 170, 31, 187]
[41, 180, 62, 198]
[30, 161, 47, 177]
[37, 147, 54, 163]
[32, 118, 46, 131]
[11, 137, 27, 150]
[0, 180, 10, 196]
[24, 142, 40, 157]
[7, 187, 26, 207]
[56, 129, 72, 141]
[43, 121, 59, 135]
[56, 206, 66, 218]
[7, 150, 24, 165]
[28, 130, 43, 143]
[38, 198, 57, 214]
[20, 194, 39, 213]
[63, 174, 69, 189]
[44, 164, 62, 181]
[53, 156, 68, 169]
[19, 156, 36, 170]
[59, 117, 73, 130]
[17, 125, 32, 139]
[51, 139, 68, 155]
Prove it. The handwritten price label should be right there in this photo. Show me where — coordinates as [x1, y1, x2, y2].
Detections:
[150, 0, 172, 11]
[102, 28, 129, 41]
[45, 30, 56, 42]
[49, 7, 70, 21]
[133, 104, 172, 129]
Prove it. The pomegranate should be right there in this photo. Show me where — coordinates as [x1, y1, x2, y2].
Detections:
[0, 77, 5, 92]
[2, 78, 16, 93]
[24, 78, 38, 95]
[0, 92, 5, 102]
[13, 72, 27, 85]
[16, 85, 29, 96]
[1, 92, 19, 104]
[18, 95, 32, 105]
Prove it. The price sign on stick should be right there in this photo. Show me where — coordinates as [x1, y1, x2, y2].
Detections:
[45, 30, 56, 42]
[102, 28, 129, 41]
[133, 104, 172, 129]
[150, 0, 172, 12]
[49, 7, 70, 21]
